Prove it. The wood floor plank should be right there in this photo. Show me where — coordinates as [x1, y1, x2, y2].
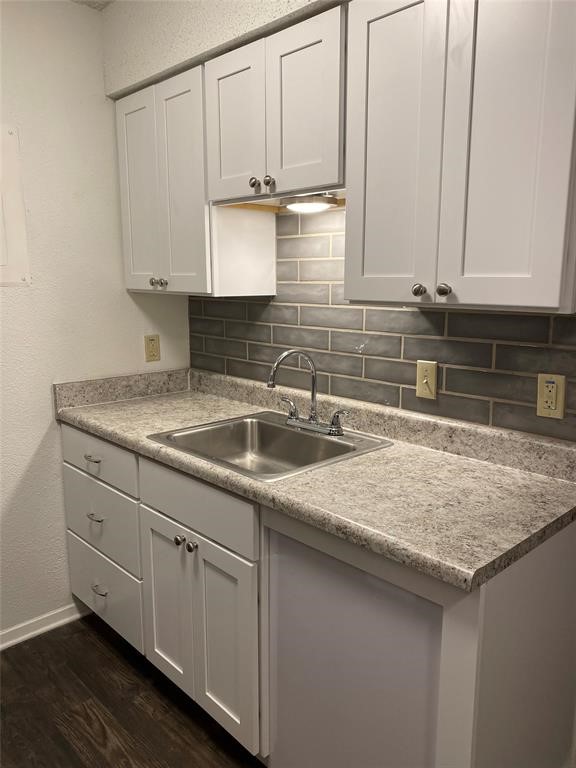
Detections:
[1, 615, 261, 768]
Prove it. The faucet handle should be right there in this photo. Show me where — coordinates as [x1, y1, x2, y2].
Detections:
[280, 396, 299, 420]
[329, 409, 349, 435]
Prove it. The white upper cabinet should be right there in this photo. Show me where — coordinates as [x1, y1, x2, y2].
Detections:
[344, 0, 448, 303]
[116, 68, 276, 296]
[345, 0, 576, 311]
[437, 0, 576, 310]
[116, 87, 159, 290]
[205, 7, 344, 201]
[204, 41, 267, 201]
[155, 69, 210, 294]
[265, 7, 343, 194]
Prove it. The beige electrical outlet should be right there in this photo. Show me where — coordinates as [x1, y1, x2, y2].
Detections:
[536, 373, 565, 419]
[144, 334, 161, 362]
[416, 360, 438, 399]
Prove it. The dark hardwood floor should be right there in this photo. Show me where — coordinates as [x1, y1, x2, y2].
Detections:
[1, 615, 263, 768]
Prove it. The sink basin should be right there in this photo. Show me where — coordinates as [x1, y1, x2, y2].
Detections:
[148, 410, 391, 482]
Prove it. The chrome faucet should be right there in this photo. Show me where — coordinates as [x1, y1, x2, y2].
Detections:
[267, 349, 318, 421]
[267, 349, 349, 436]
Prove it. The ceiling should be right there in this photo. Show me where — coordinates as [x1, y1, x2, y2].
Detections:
[70, 0, 114, 11]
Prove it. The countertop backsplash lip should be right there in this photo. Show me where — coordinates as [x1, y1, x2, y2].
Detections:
[55, 384, 576, 593]
[53, 368, 190, 412]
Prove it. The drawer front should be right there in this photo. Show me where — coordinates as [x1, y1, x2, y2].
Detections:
[63, 464, 141, 577]
[67, 531, 143, 652]
[140, 459, 258, 560]
[61, 424, 138, 497]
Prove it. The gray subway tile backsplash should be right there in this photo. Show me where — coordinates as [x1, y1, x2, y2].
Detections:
[189, 210, 576, 443]
[247, 303, 299, 325]
[273, 325, 329, 350]
[447, 312, 550, 343]
[331, 376, 400, 407]
[299, 259, 345, 282]
[277, 261, 299, 282]
[300, 306, 364, 330]
[226, 321, 271, 343]
[277, 235, 330, 260]
[274, 283, 330, 304]
[403, 337, 493, 368]
[401, 389, 491, 425]
[495, 345, 576, 377]
[331, 331, 402, 359]
[552, 316, 576, 346]
[366, 308, 445, 336]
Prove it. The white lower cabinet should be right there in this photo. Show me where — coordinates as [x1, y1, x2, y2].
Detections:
[140, 504, 260, 755]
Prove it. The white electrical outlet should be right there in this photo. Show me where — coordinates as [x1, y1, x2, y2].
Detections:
[144, 334, 161, 362]
[536, 373, 565, 419]
[416, 360, 438, 400]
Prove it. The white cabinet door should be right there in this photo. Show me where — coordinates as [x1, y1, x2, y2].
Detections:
[192, 532, 259, 755]
[116, 87, 159, 290]
[140, 505, 194, 695]
[205, 41, 267, 201]
[265, 7, 343, 194]
[437, 0, 576, 309]
[344, 0, 448, 303]
[155, 69, 211, 294]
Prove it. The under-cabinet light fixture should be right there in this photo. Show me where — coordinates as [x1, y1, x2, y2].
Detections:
[281, 194, 338, 214]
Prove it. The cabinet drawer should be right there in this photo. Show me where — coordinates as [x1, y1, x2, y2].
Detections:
[61, 424, 138, 497]
[63, 464, 141, 577]
[140, 459, 258, 560]
[67, 531, 143, 652]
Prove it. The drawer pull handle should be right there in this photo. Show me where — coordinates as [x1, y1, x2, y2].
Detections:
[174, 535, 186, 546]
[84, 454, 102, 465]
[186, 541, 198, 553]
[91, 583, 108, 598]
[86, 512, 105, 524]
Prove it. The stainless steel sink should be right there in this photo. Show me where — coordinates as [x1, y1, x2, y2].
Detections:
[148, 410, 391, 482]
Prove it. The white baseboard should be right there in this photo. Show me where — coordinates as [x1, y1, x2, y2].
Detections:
[0, 603, 88, 651]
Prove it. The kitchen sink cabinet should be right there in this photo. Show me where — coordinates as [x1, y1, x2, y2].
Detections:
[345, 0, 576, 312]
[204, 7, 344, 201]
[116, 69, 276, 296]
[139, 504, 260, 755]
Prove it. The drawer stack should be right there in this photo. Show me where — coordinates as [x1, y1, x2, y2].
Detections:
[61, 425, 143, 651]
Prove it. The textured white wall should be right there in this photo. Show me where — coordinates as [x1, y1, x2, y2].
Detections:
[102, 0, 340, 96]
[0, 0, 189, 635]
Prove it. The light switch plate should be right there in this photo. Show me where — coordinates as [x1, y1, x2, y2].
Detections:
[144, 334, 161, 362]
[416, 360, 438, 400]
[536, 373, 565, 419]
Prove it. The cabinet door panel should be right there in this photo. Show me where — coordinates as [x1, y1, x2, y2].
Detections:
[344, 0, 447, 302]
[205, 42, 266, 200]
[115, 87, 159, 290]
[140, 505, 194, 694]
[266, 7, 343, 193]
[437, 0, 576, 308]
[192, 534, 259, 754]
[155, 69, 210, 293]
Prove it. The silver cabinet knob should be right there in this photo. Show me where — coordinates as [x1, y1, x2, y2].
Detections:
[86, 512, 105, 524]
[263, 175, 275, 187]
[185, 541, 198, 553]
[436, 283, 453, 296]
[91, 583, 108, 597]
[174, 535, 186, 546]
[158, 278, 168, 288]
[248, 176, 261, 189]
[149, 277, 159, 287]
[83, 454, 102, 464]
[411, 283, 427, 297]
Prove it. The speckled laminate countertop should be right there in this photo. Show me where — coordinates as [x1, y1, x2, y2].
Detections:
[57, 389, 576, 592]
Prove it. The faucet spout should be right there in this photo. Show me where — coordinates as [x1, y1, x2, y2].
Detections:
[267, 349, 318, 422]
